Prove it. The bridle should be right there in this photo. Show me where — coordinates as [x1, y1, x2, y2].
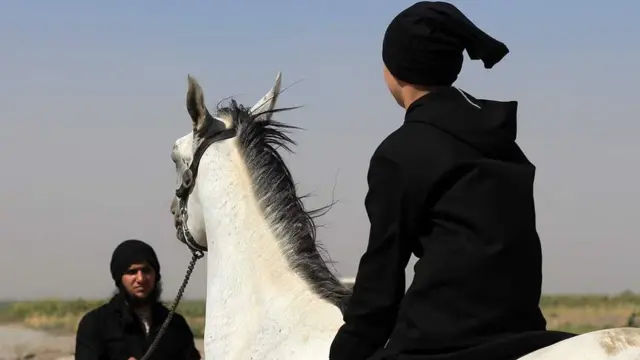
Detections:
[174, 127, 238, 253]
[139, 126, 237, 360]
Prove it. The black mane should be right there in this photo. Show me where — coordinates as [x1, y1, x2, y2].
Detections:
[207, 100, 352, 312]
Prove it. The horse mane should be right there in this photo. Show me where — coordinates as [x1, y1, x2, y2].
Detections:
[209, 99, 353, 312]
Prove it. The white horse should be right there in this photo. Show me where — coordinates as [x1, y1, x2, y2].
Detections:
[168, 72, 640, 360]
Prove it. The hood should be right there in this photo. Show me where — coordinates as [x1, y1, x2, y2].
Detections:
[404, 87, 519, 159]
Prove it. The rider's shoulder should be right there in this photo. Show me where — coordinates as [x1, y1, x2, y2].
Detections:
[373, 122, 444, 162]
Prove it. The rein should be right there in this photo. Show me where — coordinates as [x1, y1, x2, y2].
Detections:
[139, 127, 237, 360]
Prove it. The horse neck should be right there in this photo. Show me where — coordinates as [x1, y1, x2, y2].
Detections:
[196, 147, 307, 294]
[195, 146, 343, 355]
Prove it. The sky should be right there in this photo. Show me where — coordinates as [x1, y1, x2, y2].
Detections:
[1, 0, 639, 300]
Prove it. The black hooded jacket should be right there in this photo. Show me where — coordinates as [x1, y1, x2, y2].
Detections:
[329, 88, 575, 360]
[75, 292, 200, 360]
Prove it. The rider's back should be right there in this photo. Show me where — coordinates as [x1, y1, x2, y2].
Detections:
[375, 88, 573, 358]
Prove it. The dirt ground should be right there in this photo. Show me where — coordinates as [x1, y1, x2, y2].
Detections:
[0, 324, 205, 360]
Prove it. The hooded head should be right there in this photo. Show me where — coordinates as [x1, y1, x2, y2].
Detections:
[110, 239, 162, 304]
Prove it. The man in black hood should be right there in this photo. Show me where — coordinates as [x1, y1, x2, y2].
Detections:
[329, 2, 576, 360]
[75, 239, 201, 360]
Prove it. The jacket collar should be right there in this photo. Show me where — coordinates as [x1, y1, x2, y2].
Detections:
[404, 87, 479, 124]
[108, 291, 169, 329]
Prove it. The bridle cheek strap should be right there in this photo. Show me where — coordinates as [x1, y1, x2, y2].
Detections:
[174, 128, 237, 253]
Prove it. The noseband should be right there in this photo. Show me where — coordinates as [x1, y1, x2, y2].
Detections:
[174, 127, 238, 254]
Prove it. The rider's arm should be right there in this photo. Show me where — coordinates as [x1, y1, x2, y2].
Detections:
[75, 311, 104, 360]
[329, 149, 425, 360]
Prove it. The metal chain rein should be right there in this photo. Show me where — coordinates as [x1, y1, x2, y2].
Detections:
[139, 249, 204, 360]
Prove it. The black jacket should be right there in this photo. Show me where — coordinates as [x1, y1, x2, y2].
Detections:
[329, 88, 575, 360]
[75, 293, 201, 360]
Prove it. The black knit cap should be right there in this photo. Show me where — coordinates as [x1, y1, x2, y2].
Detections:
[382, 1, 510, 86]
[110, 239, 161, 286]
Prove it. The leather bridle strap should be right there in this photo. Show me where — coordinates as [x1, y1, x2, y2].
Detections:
[176, 128, 238, 200]
[175, 127, 237, 253]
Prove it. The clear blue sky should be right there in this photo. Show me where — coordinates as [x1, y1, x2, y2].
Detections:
[1, 0, 639, 299]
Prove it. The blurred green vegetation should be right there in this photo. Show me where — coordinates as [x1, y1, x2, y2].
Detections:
[1, 292, 639, 338]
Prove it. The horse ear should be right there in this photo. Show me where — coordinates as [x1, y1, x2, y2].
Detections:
[186, 74, 210, 131]
[249, 72, 282, 121]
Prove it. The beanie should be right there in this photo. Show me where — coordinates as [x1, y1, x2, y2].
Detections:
[110, 239, 161, 286]
[382, 1, 509, 86]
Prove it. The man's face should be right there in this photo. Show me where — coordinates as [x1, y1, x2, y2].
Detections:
[120, 262, 156, 300]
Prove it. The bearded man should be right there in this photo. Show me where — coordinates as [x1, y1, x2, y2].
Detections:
[75, 239, 200, 360]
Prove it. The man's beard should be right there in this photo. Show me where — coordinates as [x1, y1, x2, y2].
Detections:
[116, 280, 164, 308]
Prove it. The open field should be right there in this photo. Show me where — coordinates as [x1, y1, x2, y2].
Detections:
[2, 292, 640, 338]
[0, 294, 639, 359]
